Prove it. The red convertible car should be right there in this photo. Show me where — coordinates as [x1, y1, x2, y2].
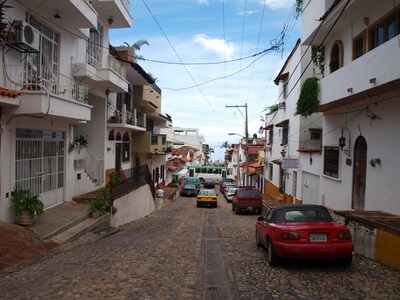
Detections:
[255, 204, 354, 266]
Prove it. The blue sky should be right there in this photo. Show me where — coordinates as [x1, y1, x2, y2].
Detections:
[110, 0, 301, 161]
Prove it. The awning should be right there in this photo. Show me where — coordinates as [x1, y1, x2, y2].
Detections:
[173, 169, 188, 176]
[275, 119, 289, 127]
[265, 124, 274, 130]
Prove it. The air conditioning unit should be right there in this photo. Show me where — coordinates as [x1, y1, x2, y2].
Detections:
[7, 21, 40, 53]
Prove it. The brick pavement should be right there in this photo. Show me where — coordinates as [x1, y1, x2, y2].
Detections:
[0, 222, 57, 270]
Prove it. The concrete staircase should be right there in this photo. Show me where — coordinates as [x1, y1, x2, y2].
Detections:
[29, 201, 110, 244]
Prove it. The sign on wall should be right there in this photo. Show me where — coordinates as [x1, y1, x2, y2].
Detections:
[282, 158, 298, 169]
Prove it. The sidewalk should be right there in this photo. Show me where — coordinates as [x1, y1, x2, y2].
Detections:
[0, 201, 90, 270]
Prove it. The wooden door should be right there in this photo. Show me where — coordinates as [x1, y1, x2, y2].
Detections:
[352, 136, 367, 210]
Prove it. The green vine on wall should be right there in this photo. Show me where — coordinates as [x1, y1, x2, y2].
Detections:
[267, 104, 279, 115]
[295, 76, 320, 117]
[311, 45, 325, 76]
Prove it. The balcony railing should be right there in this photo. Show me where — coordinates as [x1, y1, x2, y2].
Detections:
[6, 65, 88, 104]
[87, 48, 101, 69]
[108, 105, 146, 128]
[108, 54, 126, 78]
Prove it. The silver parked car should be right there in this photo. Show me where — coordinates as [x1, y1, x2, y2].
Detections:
[225, 187, 238, 203]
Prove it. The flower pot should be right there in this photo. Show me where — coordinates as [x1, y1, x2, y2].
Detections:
[18, 210, 34, 226]
[91, 211, 100, 218]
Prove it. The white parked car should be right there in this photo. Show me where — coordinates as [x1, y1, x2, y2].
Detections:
[226, 187, 238, 203]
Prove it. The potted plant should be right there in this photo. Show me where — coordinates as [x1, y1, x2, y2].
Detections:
[9, 188, 44, 226]
[87, 198, 107, 218]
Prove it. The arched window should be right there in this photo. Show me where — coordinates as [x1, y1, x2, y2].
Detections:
[330, 41, 344, 73]
[122, 132, 130, 162]
[108, 130, 115, 141]
[116, 132, 121, 141]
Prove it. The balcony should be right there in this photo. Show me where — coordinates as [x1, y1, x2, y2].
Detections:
[5, 65, 91, 121]
[297, 140, 322, 153]
[92, 0, 132, 28]
[131, 132, 168, 154]
[107, 105, 146, 131]
[319, 37, 400, 111]
[22, 0, 97, 38]
[73, 53, 129, 93]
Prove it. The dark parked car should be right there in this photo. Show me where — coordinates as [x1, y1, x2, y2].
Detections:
[180, 183, 198, 197]
[255, 204, 354, 266]
[203, 178, 215, 188]
[232, 186, 263, 214]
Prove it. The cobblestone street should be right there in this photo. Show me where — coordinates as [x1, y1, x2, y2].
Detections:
[1, 192, 400, 299]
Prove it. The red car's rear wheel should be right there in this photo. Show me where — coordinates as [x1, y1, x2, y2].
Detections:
[267, 238, 279, 266]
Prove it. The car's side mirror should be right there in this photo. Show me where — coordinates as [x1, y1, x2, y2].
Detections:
[257, 216, 264, 222]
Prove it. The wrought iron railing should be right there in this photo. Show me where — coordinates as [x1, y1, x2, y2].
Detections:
[5, 65, 88, 104]
[110, 165, 155, 200]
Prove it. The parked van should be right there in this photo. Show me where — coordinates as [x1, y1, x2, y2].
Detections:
[185, 177, 201, 192]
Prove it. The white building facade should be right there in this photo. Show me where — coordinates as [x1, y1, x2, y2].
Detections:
[300, 0, 400, 214]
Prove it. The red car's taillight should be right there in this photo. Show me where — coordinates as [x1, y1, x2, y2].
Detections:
[281, 232, 300, 240]
[337, 230, 352, 240]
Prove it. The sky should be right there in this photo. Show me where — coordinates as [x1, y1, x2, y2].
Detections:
[109, 0, 301, 161]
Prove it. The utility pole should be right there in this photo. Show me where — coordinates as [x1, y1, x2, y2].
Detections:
[226, 103, 249, 186]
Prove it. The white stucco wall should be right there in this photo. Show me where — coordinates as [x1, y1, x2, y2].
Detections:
[320, 94, 400, 214]
[110, 184, 156, 228]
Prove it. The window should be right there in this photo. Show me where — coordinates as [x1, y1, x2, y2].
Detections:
[323, 146, 339, 178]
[309, 128, 322, 141]
[353, 31, 366, 59]
[268, 163, 273, 180]
[329, 41, 343, 73]
[122, 133, 130, 163]
[87, 23, 103, 68]
[281, 125, 288, 145]
[268, 127, 273, 145]
[283, 82, 288, 98]
[108, 130, 115, 141]
[369, 8, 400, 51]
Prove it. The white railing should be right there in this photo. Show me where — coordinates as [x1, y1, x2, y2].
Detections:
[108, 54, 126, 78]
[5, 65, 88, 104]
[108, 104, 146, 128]
[87, 49, 101, 69]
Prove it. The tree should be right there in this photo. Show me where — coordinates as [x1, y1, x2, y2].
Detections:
[125, 39, 149, 62]
[220, 141, 229, 149]
[206, 147, 214, 163]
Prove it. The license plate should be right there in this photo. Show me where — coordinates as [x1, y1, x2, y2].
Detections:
[310, 233, 327, 242]
[247, 206, 254, 211]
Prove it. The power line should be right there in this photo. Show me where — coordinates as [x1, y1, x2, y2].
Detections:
[265, 0, 352, 127]
[162, 45, 278, 91]
[141, 0, 230, 131]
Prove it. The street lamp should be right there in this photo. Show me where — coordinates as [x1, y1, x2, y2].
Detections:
[229, 132, 249, 186]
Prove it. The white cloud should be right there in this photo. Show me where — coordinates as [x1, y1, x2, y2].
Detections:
[196, 0, 210, 4]
[193, 34, 235, 60]
[259, 0, 294, 10]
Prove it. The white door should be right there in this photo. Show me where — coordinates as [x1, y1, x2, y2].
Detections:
[15, 129, 65, 209]
[301, 172, 319, 205]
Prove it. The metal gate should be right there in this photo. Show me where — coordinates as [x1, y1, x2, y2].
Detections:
[15, 129, 65, 209]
